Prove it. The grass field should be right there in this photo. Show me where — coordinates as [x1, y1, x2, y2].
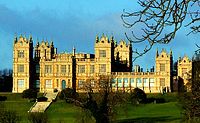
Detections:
[47, 101, 80, 123]
[0, 93, 34, 122]
[116, 102, 181, 123]
[0, 93, 182, 123]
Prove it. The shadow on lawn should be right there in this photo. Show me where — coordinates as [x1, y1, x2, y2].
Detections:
[116, 116, 180, 123]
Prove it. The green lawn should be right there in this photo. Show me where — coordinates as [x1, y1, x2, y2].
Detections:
[0, 93, 34, 123]
[0, 93, 182, 123]
[116, 102, 181, 123]
[47, 101, 80, 123]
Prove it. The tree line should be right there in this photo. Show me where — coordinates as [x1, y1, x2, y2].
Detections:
[0, 68, 13, 92]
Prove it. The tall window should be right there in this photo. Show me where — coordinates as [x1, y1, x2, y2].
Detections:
[18, 50, 24, 58]
[99, 50, 106, 57]
[68, 65, 71, 73]
[35, 80, 40, 88]
[118, 78, 122, 88]
[45, 65, 52, 74]
[99, 64, 106, 73]
[56, 65, 59, 73]
[18, 79, 24, 88]
[17, 65, 24, 73]
[78, 65, 85, 73]
[136, 78, 142, 87]
[78, 80, 85, 88]
[130, 78, 134, 87]
[61, 65, 66, 73]
[112, 79, 116, 88]
[90, 65, 95, 73]
[150, 78, 154, 87]
[124, 78, 129, 87]
[160, 64, 165, 71]
[143, 78, 148, 87]
[45, 80, 52, 88]
[160, 78, 165, 86]
[36, 64, 40, 74]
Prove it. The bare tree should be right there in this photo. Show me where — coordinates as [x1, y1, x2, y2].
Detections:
[177, 51, 200, 121]
[66, 75, 127, 123]
[121, 0, 200, 60]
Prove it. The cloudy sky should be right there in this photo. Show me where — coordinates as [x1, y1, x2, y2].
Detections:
[0, 0, 199, 70]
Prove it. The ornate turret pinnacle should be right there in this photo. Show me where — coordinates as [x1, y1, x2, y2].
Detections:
[110, 35, 114, 43]
[178, 55, 181, 62]
[156, 48, 159, 57]
[170, 49, 173, 57]
[73, 46, 76, 56]
[19, 34, 23, 38]
[29, 34, 33, 43]
[50, 41, 54, 47]
[96, 35, 99, 43]
[14, 33, 18, 43]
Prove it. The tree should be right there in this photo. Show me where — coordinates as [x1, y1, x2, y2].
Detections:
[129, 88, 147, 104]
[0, 68, 13, 92]
[22, 89, 37, 99]
[66, 75, 127, 123]
[59, 88, 78, 101]
[121, 0, 200, 60]
[178, 51, 200, 121]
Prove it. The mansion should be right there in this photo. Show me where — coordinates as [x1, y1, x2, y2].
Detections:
[12, 34, 192, 93]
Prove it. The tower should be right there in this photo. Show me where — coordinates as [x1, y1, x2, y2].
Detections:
[155, 49, 173, 92]
[12, 35, 33, 93]
[33, 40, 56, 91]
[34, 40, 55, 60]
[177, 55, 192, 90]
[94, 34, 115, 74]
[114, 40, 132, 72]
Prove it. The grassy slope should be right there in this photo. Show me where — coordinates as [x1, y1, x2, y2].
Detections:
[117, 102, 181, 123]
[0, 93, 182, 123]
[0, 93, 34, 123]
[47, 100, 80, 123]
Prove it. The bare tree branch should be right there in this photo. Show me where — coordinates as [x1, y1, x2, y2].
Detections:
[122, 0, 200, 60]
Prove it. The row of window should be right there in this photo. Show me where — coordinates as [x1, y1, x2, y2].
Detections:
[17, 49, 107, 59]
[77, 79, 154, 88]
[44, 64, 106, 74]
[78, 64, 106, 73]
[77, 78, 165, 88]
[17, 64, 105, 74]
[17, 79, 58, 89]
[17, 78, 165, 89]
[33, 80, 69, 89]
[44, 65, 71, 74]
[113, 78, 156, 87]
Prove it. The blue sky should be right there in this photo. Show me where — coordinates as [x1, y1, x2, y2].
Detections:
[0, 0, 199, 70]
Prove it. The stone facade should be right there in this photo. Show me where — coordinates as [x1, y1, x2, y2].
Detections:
[177, 55, 192, 90]
[13, 34, 187, 93]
